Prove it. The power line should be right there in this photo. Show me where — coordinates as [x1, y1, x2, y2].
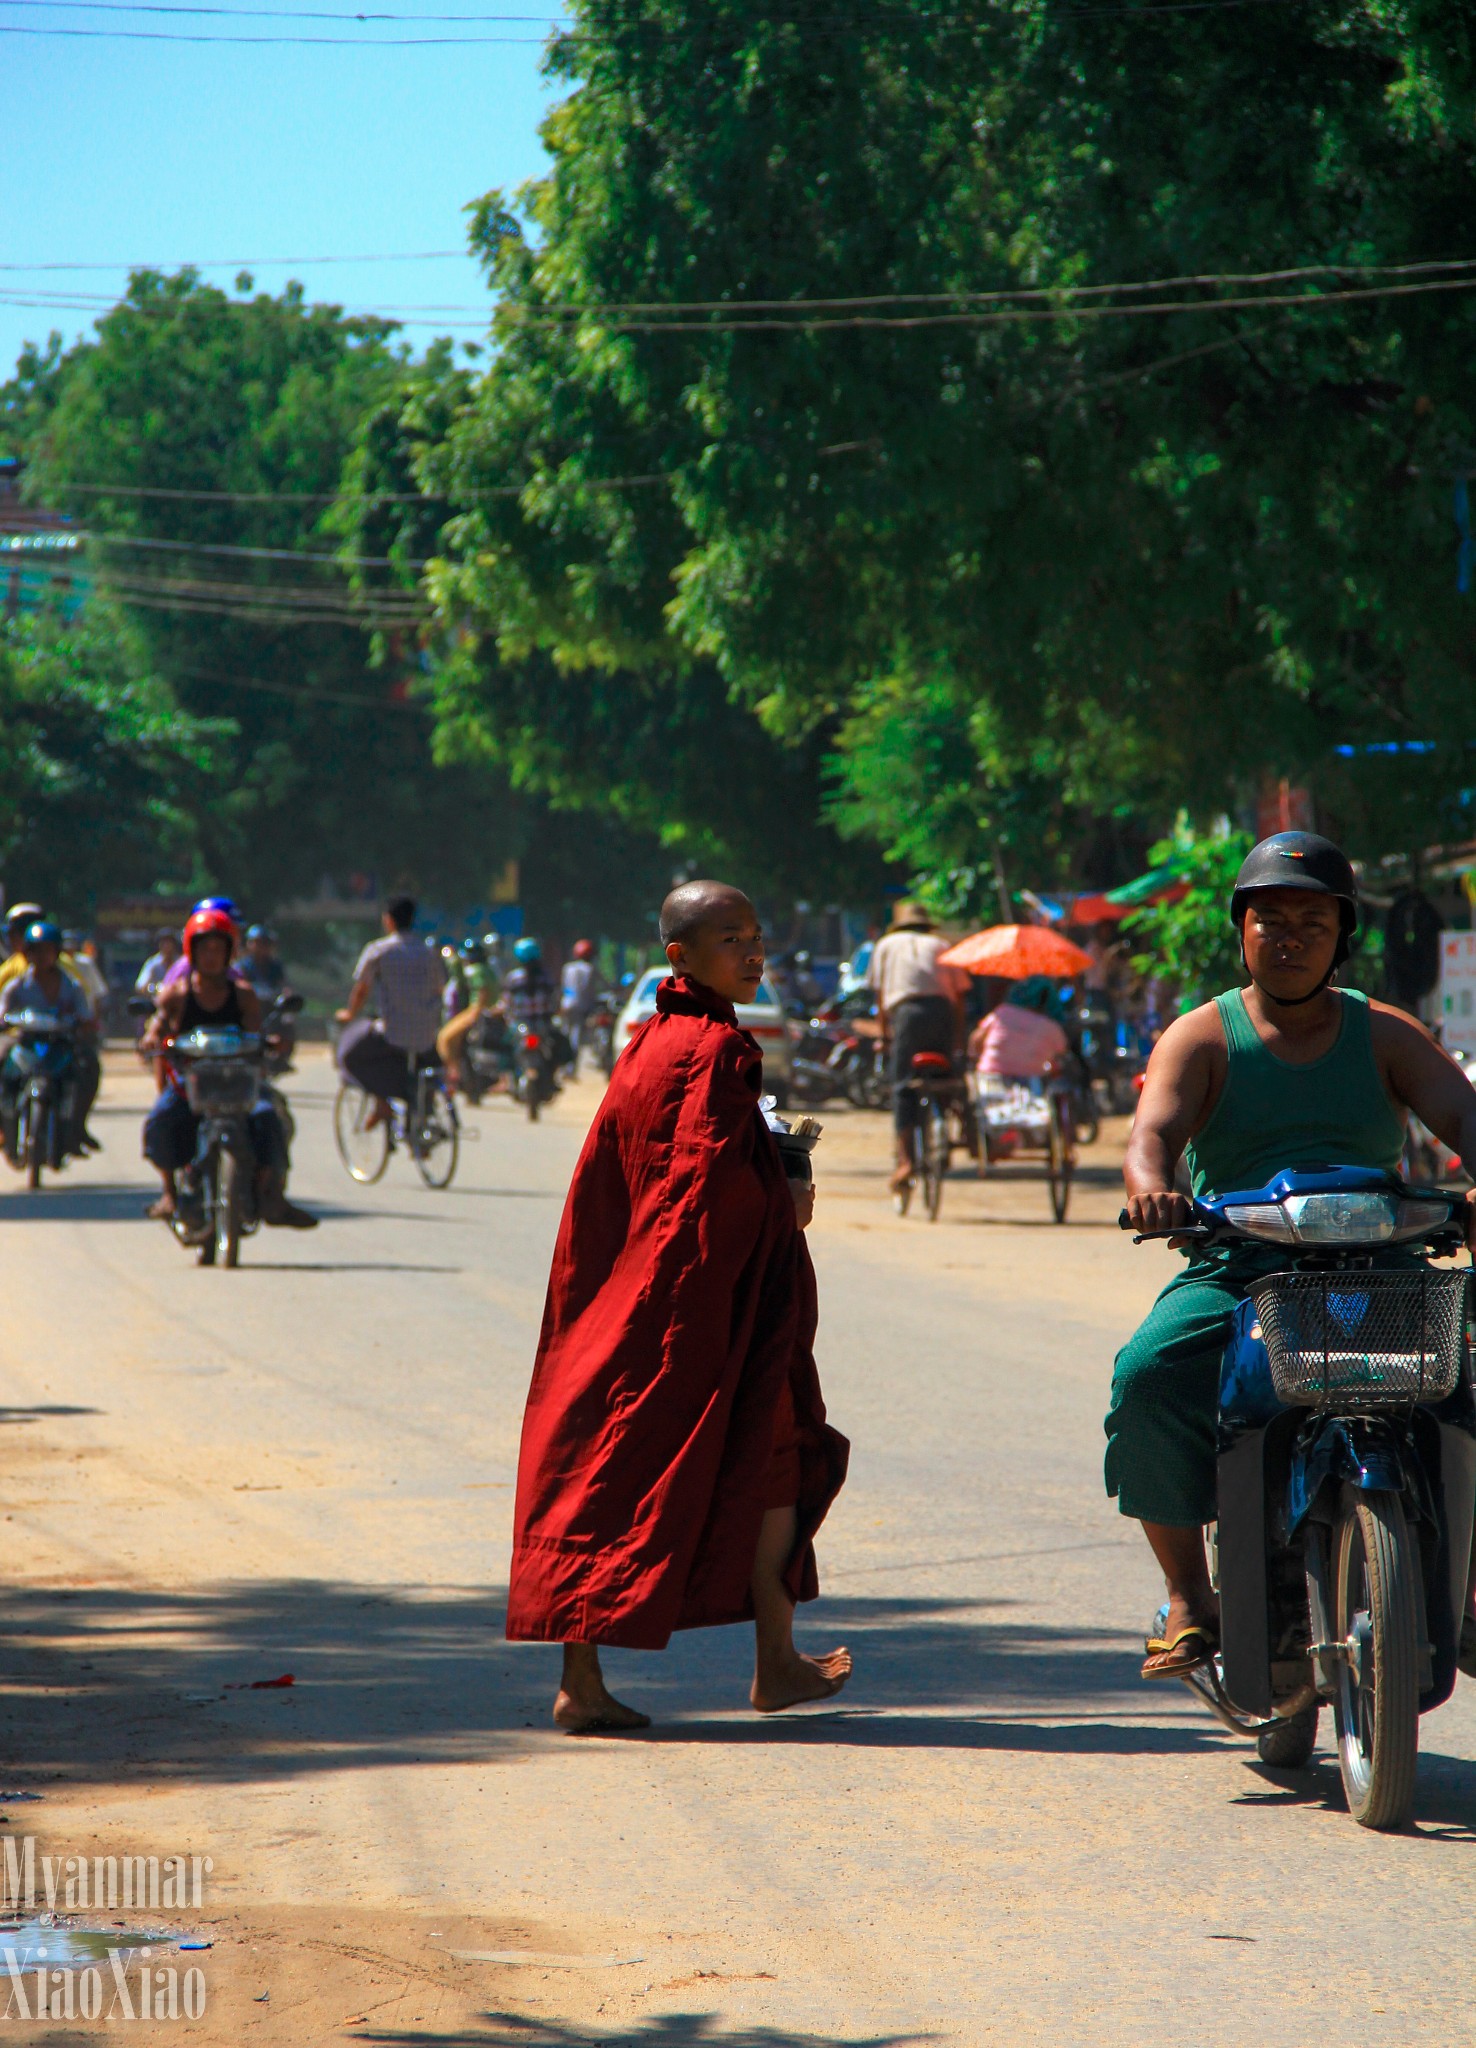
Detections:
[8, 254, 1473, 309]
[0, 252, 469, 270]
[8, 256, 1476, 324]
[25, 474, 673, 504]
[79, 529, 433, 567]
[0, 0, 1310, 41]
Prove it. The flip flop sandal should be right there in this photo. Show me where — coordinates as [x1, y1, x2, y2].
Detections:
[1142, 1623, 1218, 1681]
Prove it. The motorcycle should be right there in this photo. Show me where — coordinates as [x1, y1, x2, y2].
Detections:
[1125, 1165, 1476, 1828]
[458, 1010, 513, 1105]
[510, 1015, 564, 1121]
[2, 1009, 83, 1189]
[582, 997, 618, 1079]
[136, 992, 302, 1267]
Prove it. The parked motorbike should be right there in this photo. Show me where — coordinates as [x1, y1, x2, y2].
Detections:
[511, 1016, 564, 1121]
[1125, 1166, 1476, 1828]
[2, 1009, 83, 1189]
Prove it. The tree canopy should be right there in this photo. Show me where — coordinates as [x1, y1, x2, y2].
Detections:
[378, 0, 1476, 909]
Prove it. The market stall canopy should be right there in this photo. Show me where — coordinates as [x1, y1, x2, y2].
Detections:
[1066, 864, 1188, 925]
[938, 925, 1094, 979]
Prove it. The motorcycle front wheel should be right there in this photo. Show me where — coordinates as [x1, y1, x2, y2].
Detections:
[1046, 1096, 1074, 1224]
[22, 1101, 42, 1190]
[1331, 1488, 1419, 1829]
[215, 1148, 241, 1268]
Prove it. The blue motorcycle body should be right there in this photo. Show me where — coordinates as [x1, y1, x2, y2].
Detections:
[1201, 1168, 1476, 1721]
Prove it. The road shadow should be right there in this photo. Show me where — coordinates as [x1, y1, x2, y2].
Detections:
[1233, 1747, 1476, 1839]
[0, 1404, 99, 1424]
[358, 2020, 929, 2048]
[0, 1182, 154, 1225]
[0, 1583, 1244, 1788]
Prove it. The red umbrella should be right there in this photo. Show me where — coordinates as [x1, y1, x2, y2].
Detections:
[937, 924, 1094, 979]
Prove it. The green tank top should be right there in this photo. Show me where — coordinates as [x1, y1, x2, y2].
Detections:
[1186, 987, 1406, 1201]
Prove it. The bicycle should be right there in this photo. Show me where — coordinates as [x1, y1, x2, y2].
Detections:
[335, 1055, 460, 1190]
[894, 1050, 962, 1222]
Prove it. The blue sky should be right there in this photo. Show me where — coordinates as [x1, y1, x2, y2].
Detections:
[0, 8, 560, 381]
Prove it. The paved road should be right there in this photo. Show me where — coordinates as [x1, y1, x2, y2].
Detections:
[0, 1048, 1472, 2045]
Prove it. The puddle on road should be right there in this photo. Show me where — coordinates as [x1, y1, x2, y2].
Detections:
[0, 1919, 178, 1967]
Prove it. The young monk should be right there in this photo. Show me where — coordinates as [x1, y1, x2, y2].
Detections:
[506, 880, 852, 1731]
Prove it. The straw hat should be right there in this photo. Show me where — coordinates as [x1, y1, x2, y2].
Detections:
[888, 900, 934, 932]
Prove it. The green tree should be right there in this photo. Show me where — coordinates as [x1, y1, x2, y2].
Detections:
[5, 274, 521, 913]
[0, 603, 222, 916]
[403, 0, 1476, 893]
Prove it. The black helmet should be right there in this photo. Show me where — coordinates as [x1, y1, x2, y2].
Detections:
[1230, 831, 1358, 970]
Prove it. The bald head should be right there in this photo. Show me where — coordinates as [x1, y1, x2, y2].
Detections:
[660, 881, 765, 1005]
[659, 880, 754, 947]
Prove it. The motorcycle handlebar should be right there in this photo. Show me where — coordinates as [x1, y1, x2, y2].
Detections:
[1117, 1206, 1211, 1243]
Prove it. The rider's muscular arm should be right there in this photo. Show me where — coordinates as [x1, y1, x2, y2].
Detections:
[140, 987, 183, 1055]
[1371, 1004, 1476, 1246]
[1123, 1007, 1221, 1235]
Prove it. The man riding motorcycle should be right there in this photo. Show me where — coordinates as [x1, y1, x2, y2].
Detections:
[1110, 832, 1476, 1681]
[140, 908, 315, 1234]
[436, 935, 501, 1092]
[0, 907, 102, 1151]
[238, 923, 287, 1002]
[559, 938, 601, 1064]
[0, 921, 95, 1167]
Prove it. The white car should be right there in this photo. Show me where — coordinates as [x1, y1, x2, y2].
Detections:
[612, 967, 795, 1102]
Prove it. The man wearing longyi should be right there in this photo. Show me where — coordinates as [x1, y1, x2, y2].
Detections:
[506, 881, 851, 1732]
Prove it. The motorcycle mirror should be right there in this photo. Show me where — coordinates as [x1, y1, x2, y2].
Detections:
[279, 993, 305, 1014]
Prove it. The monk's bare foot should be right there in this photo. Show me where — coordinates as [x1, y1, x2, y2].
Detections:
[750, 1646, 852, 1714]
[552, 1683, 651, 1735]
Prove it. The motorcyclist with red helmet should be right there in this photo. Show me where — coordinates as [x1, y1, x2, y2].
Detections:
[140, 909, 315, 1233]
[559, 937, 600, 1065]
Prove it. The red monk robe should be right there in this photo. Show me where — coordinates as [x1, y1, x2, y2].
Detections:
[506, 973, 849, 1649]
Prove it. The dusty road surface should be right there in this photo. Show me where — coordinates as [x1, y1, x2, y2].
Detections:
[0, 1045, 1473, 2045]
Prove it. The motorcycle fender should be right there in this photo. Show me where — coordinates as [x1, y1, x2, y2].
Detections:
[1216, 1427, 1273, 1719]
[1425, 1421, 1476, 1711]
[1286, 1416, 1405, 1536]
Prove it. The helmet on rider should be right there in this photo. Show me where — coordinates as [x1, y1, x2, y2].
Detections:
[1231, 832, 1357, 945]
[22, 919, 63, 953]
[245, 923, 276, 946]
[194, 896, 241, 944]
[513, 937, 541, 964]
[5, 903, 43, 946]
[183, 907, 238, 961]
[1230, 831, 1358, 995]
[571, 938, 594, 960]
[459, 936, 485, 961]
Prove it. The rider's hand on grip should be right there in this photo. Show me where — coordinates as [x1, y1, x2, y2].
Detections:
[1121, 1189, 1197, 1242]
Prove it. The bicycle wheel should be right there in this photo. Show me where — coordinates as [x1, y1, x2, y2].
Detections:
[334, 1083, 390, 1184]
[894, 1115, 922, 1215]
[413, 1086, 460, 1190]
[1046, 1097, 1074, 1224]
[922, 1097, 949, 1221]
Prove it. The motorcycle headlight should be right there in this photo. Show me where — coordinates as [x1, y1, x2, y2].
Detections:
[1221, 1202, 1296, 1243]
[1392, 1197, 1458, 1241]
[1282, 1192, 1400, 1243]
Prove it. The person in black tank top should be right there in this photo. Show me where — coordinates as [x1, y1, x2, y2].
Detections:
[1107, 834, 1476, 1683]
[140, 910, 316, 1232]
